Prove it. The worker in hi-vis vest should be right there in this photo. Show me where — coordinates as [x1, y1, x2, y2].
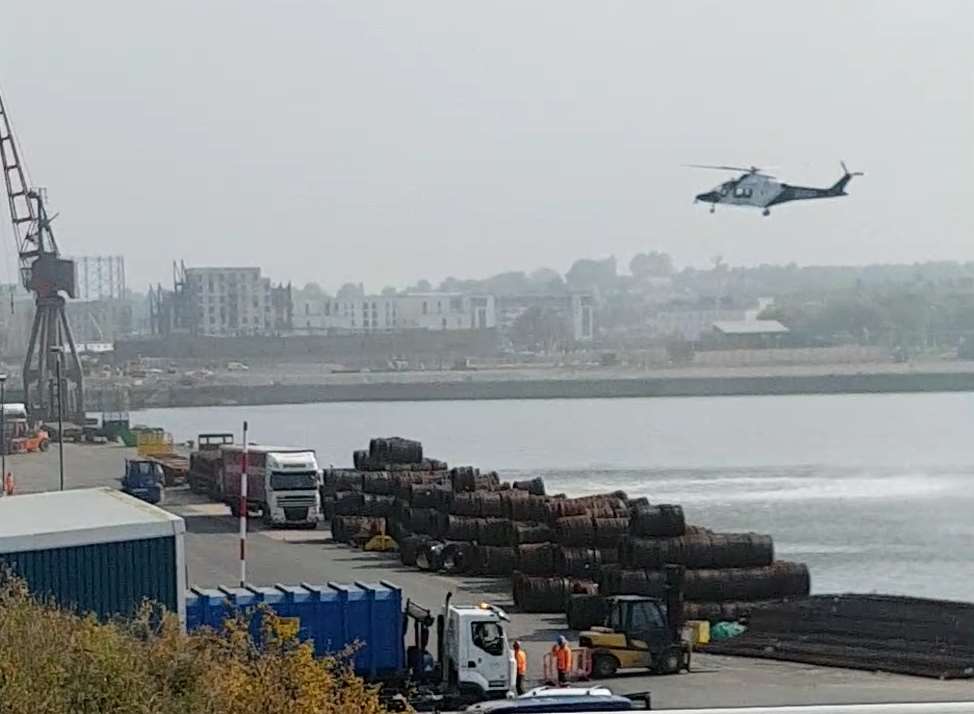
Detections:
[513, 641, 527, 694]
[552, 636, 571, 685]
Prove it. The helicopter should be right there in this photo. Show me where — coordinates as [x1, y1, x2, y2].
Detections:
[690, 162, 863, 216]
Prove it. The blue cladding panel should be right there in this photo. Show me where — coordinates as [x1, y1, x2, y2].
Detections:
[185, 582, 404, 676]
[0, 536, 178, 619]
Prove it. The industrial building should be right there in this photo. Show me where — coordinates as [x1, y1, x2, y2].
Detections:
[294, 293, 495, 334]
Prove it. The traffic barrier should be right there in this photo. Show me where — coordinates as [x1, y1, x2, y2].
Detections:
[542, 647, 591, 684]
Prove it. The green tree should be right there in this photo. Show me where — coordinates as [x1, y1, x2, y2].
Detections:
[510, 306, 572, 351]
[630, 251, 674, 279]
[566, 257, 617, 291]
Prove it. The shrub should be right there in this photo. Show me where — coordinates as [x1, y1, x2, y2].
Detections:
[0, 575, 392, 714]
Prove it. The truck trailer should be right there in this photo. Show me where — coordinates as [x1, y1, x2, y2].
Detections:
[185, 582, 515, 707]
[187, 432, 234, 498]
[221, 444, 321, 527]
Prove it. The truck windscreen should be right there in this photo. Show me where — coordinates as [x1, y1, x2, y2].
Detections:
[270, 471, 317, 490]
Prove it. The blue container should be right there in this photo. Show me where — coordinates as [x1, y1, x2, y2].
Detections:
[185, 581, 405, 678]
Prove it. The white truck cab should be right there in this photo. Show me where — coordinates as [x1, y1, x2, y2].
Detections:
[443, 600, 516, 700]
[222, 446, 321, 527]
[264, 450, 320, 526]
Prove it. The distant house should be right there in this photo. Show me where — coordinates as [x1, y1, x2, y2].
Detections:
[711, 319, 789, 348]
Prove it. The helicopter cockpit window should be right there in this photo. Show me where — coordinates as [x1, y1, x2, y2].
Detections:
[734, 186, 753, 198]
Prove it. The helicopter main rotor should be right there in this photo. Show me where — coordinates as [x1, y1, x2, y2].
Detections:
[685, 164, 777, 179]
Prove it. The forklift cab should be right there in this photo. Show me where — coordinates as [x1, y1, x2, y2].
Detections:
[121, 459, 165, 505]
[580, 564, 691, 680]
[581, 595, 690, 678]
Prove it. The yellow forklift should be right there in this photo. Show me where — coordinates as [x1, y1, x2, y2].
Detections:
[578, 566, 691, 678]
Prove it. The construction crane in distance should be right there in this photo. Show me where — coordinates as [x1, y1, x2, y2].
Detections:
[0, 89, 84, 422]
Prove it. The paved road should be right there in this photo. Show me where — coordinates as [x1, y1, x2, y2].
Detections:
[7, 444, 974, 709]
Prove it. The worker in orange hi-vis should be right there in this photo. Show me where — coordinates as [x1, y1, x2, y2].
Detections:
[513, 641, 527, 695]
[552, 636, 571, 686]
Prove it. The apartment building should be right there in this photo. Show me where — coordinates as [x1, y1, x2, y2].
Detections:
[295, 293, 495, 333]
[184, 267, 273, 336]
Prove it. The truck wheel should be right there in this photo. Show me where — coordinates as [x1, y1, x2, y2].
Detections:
[39, 439, 49, 452]
[591, 653, 618, 678]
[655, 647, 682, 675]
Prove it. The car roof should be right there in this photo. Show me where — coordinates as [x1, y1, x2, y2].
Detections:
[468, 696, 634, 713]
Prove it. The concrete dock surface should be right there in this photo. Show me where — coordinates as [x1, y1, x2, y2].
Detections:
[6, 444, 974, 709]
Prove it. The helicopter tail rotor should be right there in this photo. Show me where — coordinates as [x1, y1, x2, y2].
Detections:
[840, 160, 864, 177]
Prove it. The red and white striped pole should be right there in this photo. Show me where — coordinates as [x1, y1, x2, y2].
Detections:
[239, 420, 248, 587]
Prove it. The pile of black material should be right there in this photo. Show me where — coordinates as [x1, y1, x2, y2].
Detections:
[619, 532, 774, 570]
[325, 436, 813, 632]
[324, 436, 450, 543]
[512, 573, 599, 614]
[351, 437, 448, 472]
[703, 594, 974, 680]
[599, 562, 810, 601]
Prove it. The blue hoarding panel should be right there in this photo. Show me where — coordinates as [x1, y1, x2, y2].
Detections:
[184, 580, 404, 677]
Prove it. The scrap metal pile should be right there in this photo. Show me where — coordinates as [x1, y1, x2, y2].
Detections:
[702, 594, 974, 679]
[321, 437, 810, 623]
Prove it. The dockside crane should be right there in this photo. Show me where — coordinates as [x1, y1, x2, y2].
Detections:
[0, 90, 84, 422]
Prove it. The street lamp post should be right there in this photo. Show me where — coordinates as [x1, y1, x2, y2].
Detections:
[0, 373, 7, 494]
[50, 347, 64, 491]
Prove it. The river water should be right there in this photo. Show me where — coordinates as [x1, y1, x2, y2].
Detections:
[140, 392, 974, 601]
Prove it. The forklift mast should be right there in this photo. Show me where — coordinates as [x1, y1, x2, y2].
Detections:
[663, 564, 686, 642]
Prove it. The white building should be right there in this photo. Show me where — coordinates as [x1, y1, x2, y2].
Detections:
[294, 293, 495, 333]
[184, 267, 273, 336]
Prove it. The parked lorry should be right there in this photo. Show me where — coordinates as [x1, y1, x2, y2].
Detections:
[221, 444, 321, 528]
[187, 432, 234, 497]
[184, 583, 515, 708]
[120, 458, 165, 505]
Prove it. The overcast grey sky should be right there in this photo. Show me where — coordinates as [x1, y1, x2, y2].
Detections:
[1, 1, 971, 291]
